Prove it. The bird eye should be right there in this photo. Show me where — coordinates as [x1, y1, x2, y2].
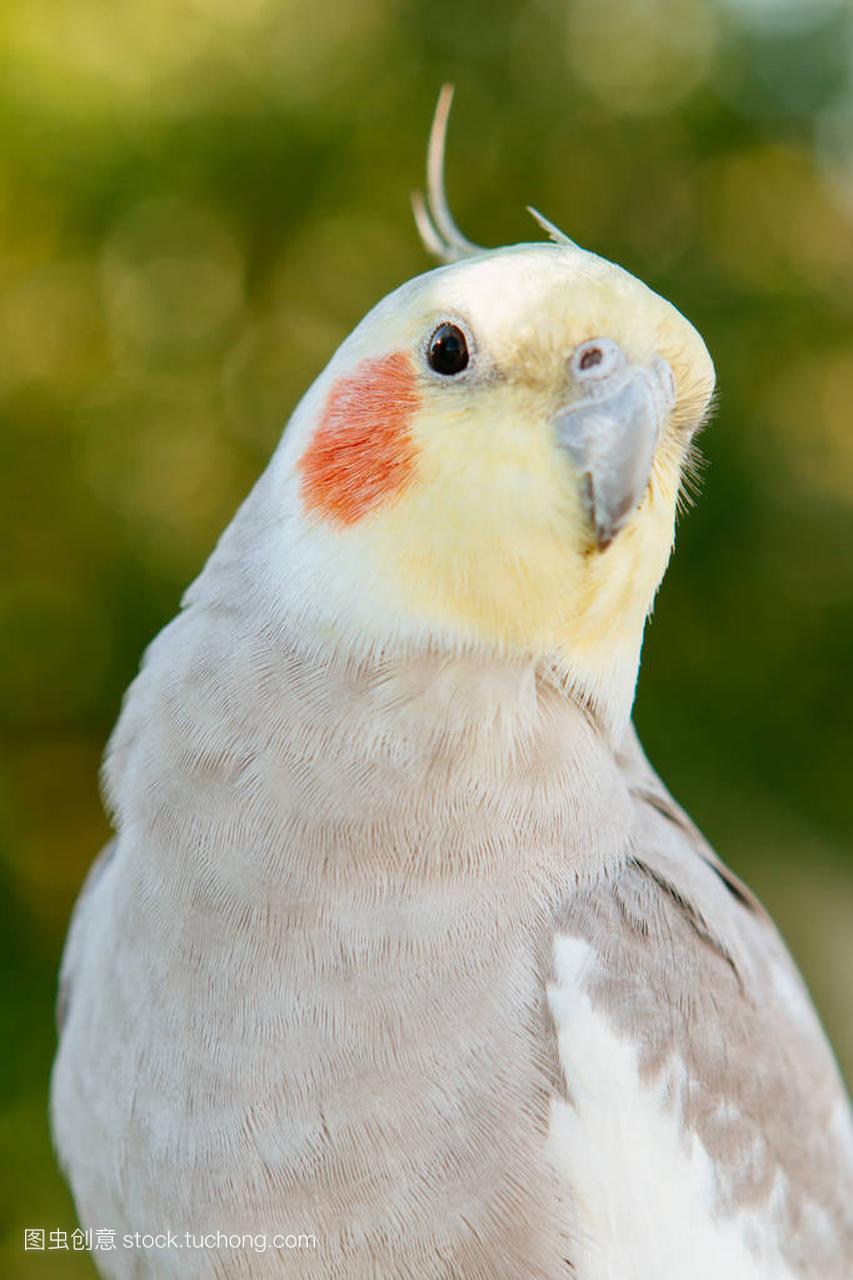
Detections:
[427, 323, 469, 376]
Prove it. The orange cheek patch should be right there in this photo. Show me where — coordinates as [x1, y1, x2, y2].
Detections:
[298, 352, 421, 525]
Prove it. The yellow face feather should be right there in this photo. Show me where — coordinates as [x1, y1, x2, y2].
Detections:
[304, 247, 715, 681]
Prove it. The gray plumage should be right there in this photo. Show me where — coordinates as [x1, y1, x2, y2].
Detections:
[51, 101, 852, 1277]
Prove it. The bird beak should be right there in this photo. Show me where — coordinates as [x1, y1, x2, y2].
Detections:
[552, 343, 676, 551]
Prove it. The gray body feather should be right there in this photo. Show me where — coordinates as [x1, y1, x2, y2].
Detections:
[51, 490, 852, 1276]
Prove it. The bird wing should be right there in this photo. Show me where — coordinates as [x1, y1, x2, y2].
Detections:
[546, 725, 852, 1280]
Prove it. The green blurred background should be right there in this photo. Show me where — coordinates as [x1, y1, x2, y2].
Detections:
[1, 0, 852, 1272]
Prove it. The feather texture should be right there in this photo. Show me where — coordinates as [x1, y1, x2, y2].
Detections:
[50, 179, 850, 1278]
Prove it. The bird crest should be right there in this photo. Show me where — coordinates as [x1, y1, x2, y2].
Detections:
[412, 84, 578, 263]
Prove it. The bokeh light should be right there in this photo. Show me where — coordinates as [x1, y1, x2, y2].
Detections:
[718, 0, 845, 34]
[567, 0, 719, 115]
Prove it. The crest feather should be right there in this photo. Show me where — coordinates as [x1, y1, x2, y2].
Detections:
[527, 206, 579, 249]
[412, 88, 581, 262]
[412, 85, 484, 264]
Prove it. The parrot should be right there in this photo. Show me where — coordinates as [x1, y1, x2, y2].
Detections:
[51, 87, 852, 1279]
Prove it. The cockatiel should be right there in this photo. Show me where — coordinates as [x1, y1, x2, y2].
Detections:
[52, 89, 852, 1279]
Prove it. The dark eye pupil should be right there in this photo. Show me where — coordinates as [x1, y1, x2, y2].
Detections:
[428, 323, 469, 375]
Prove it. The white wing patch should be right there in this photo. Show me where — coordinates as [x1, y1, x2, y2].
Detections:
[545, 935, 798, 1280]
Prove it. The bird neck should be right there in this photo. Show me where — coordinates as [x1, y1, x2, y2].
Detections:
[105, 593, 634, 903]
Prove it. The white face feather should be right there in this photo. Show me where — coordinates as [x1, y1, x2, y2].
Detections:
[223, 242, 715, 731]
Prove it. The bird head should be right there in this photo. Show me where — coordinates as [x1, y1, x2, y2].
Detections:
[256, 93, 715, 731]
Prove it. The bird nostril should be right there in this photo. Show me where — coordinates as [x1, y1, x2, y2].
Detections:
[579, 346, 603, 372]
[572, 337, 624, 383]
